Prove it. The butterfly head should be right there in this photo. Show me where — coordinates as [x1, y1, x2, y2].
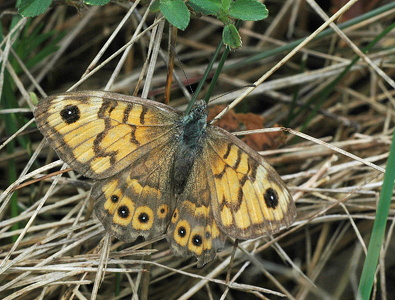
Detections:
[176, 99, 208, 160]
[181, 100, 208, 136]
[188, 100, 208, 121]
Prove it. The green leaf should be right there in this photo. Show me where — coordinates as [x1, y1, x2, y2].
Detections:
[222, 24, 241, 49]
[30, 92, 39, 105]
[17, 0, 52, 17]
[83, 0, 111, 5]
[160, 0, 190, 30]
[150, 0, 161, 12]
[189, 0, 221, 15]
[221, 0, 232, 12]
[229, 0, 268, 21]
[187, 3, 211, 15]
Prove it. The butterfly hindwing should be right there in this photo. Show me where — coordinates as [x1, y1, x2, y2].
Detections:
[166, 154, 225, 267]
[92, 138, 179, 242]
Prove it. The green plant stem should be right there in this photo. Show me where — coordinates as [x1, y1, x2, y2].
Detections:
[204, 46, 230, 103]
[187, 20, 241, 113]
[203, 21, 242, 103]
[186, 42, 223, 113]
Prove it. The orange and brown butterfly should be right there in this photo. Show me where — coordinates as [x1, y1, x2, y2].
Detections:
[34, 90, 296, 266]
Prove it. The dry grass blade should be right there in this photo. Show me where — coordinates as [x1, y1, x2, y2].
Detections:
[1, 1, 394, 299]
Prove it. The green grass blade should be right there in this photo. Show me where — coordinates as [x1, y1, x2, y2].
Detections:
[357, 129, 395, 299]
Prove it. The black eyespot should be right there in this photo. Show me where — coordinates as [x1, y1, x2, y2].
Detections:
[264, 188, 279, 209]
[111, 195, 119, 203]
[160, 208, 165, 214]
[206, 231, 211, 239]
[192, 234, 203, 247]
[173, 212, 177, 219]
[178, 226, 186, 237]
[60, 105, 80, 124]
[118, 205, 129, 218]
[138, 212, 149, 223]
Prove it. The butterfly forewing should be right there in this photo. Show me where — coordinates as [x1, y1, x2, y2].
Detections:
[34, 91, 181, 179]
[204, 125, 296, 239]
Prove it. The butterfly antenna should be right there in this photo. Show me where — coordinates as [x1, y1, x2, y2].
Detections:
[207, 84, 256, 105]
[168, 43, 195, 100]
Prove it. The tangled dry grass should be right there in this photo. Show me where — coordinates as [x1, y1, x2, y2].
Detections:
[1, 1, 395, 299]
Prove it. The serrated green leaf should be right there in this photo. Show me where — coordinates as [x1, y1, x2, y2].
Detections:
[83, 0, 111, 5]
[189, 0, 221, 15]
[160, 0, 190, 30]
[222, 24, 241, 49]
[17, 0, 52, 17]
[229, 0, 268, 21]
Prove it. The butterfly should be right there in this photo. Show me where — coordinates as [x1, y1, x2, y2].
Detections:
[34, 90, 296, 266]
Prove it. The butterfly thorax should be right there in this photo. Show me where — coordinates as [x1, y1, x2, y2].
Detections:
[173, 101, 208, 195]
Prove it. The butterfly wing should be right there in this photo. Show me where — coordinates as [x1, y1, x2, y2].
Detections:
[34, 91, 182, 179]
[35, 91, 295, 263]
[92, 137, 180, 242]
[166, 155, 225, 267]
[204, 125, 296, 240]
[35, 91, 183, 241]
